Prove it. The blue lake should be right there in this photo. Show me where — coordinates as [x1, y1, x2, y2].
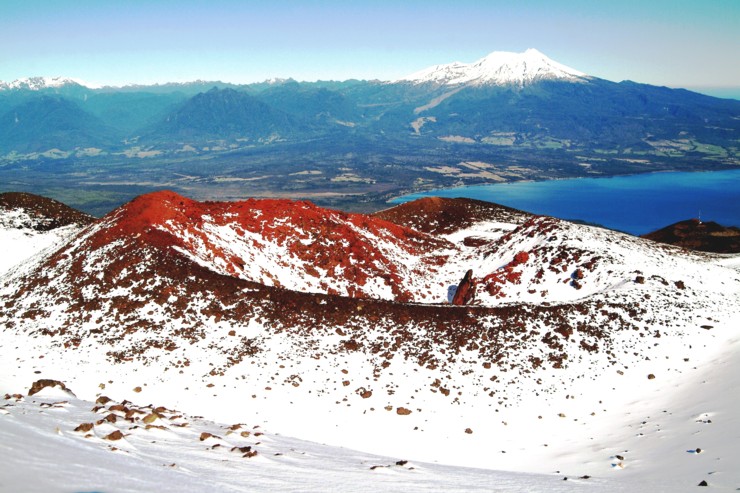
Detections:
[390, 169, 740, 235]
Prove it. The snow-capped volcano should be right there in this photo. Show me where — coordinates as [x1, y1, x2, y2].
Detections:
[0, 76, 97, 91]
[398, 48, 588, 86]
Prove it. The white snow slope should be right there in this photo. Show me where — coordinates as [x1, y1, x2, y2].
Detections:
[2, 199, 740, 492]
[0, 387, 601, 493]
[0, 207, 85, 276]
[397, 48, 588, 86]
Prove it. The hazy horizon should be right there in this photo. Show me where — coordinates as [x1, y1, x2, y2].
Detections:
[2, 0, 738, 90]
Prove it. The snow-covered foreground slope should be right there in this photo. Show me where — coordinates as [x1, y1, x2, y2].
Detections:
[0, 385, 598, 493]
[1, 192, 739, 491]
[2, 332, 739, 492]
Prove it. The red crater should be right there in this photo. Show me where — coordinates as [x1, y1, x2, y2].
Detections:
[83, 190, 453, 301]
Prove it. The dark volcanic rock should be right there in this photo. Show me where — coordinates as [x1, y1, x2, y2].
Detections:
[104, 430, 124, 441]
[74, 422, 95, 433]
[642, 218, 740, 253]
[28, 379, 75, 397]
[451, 269, 476, 305]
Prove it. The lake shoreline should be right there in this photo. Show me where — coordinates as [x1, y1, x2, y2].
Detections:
[389, 168, 740, 235]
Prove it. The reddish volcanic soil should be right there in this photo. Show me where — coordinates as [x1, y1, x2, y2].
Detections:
[88, 190, 450, 301]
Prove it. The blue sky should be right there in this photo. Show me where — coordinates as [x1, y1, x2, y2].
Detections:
[1, 0, 738, 91]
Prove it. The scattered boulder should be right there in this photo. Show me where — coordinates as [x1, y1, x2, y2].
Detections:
[635, 275, 645, 284]
[357, 388, 373, 399]
[698, 480, 708, 487]
[396, 407, 412, 415]
[104, 430, 124, 441]
[647, 374, 656, 380]
[28, 379, 75, 397]
[74, 423, 94, 433]
[464, 428, 473, 434]
[231, 446, 252, 454]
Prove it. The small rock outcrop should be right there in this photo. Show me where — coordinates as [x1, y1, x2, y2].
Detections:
[451, 269, 476, 305]
[28, 379, 75, 397]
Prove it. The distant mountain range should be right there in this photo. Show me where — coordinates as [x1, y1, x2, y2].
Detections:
[1, 49, 738, 214]
[2, 49, 738, 153]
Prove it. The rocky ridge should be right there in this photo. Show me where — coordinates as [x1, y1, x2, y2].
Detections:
[0, 192, 94, 276]
[0, 192, 94, 231]
[642, 218, 740, 253]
